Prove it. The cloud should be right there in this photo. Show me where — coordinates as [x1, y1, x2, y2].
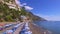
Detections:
[20, 3, 33, 10]
[35, 14, 60, 21]
[22, 3, 27, 6]
[15, 0, 33, 10]
[44, 16, 60, 21]
[24, 6, 33, 10]
[20, 3, 27, 7]
[15, 0, 21, 6]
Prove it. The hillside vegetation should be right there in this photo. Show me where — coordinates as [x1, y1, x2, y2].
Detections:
[0, 0, 46, 22]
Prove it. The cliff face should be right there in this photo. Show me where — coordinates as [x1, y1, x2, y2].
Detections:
[0, 0, 46, 22]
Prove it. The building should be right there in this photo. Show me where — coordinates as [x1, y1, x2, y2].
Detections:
[0, 0, 21, 11]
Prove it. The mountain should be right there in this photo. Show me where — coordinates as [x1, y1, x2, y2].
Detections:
[25, 11, 46, 21]
[19, 7, 46, 21]
[0, 0, 46, 22]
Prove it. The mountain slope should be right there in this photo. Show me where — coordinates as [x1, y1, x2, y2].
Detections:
[0, 0, 46, 22]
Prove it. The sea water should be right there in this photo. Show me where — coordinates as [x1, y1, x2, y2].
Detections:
[33, 21, 60, 34]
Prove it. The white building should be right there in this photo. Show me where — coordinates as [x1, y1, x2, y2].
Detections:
[1, 0, 21, 11]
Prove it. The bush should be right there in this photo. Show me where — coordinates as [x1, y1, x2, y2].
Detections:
[5, 15, 15, 22]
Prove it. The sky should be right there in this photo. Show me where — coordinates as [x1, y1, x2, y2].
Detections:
[20, 0, 60, 21]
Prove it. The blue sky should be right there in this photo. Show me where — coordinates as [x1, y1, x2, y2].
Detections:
[20, 0, 60, 21]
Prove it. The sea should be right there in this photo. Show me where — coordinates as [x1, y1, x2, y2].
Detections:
[33, 21, 60, 34]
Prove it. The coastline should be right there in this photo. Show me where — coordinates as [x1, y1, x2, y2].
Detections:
[29, 22, 52, 34]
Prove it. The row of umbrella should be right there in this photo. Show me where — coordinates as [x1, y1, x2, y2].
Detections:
[2, 22, 32, 34]
[0, 23, 14, 31]
[20, 23, 32, 34]
[3, 23, 23, 34]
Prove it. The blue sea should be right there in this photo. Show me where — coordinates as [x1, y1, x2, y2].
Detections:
[34, 21, 60, 34]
